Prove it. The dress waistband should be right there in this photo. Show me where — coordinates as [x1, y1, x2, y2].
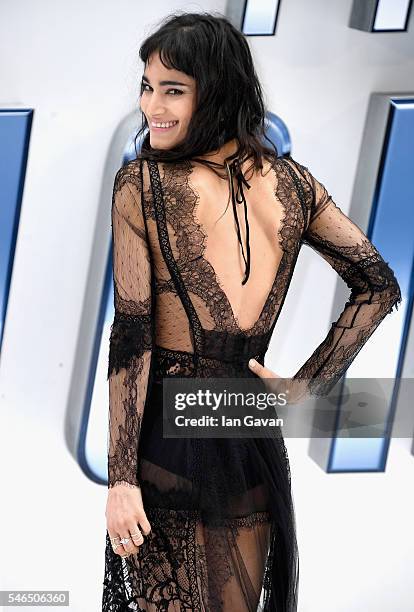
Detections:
[152, 328, 269, 383]
[203, 328, 270, 362]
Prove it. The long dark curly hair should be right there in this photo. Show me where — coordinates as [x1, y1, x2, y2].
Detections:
[134, 10, 278, 177]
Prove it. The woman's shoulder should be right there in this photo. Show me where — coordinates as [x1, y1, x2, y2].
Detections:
[115, 157, 142, 176]
[121, 156, 144, 173]
[113, 158, 144, 195]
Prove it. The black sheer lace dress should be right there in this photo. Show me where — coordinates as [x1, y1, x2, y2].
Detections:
[101, 150, 402, 611]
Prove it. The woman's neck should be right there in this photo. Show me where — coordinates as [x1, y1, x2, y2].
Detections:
[197, 138, 240, 165]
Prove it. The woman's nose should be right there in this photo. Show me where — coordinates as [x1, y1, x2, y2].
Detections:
[146, 93, 166, 116]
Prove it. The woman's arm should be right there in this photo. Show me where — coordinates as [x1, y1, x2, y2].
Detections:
[285, 156, 402, 398]
[107, 160, 154, 489]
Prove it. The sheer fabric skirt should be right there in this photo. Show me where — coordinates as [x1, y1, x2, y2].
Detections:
[102, 379, 299, 612]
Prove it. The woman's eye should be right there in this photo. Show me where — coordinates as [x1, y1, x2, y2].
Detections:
[141, 84, 183, 96]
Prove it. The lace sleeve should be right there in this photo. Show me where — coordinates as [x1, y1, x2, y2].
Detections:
[285, 156, 402, 397]
[107, 160, 154, 489]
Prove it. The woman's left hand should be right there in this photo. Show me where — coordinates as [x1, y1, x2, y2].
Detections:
[248, 359, 309, 405]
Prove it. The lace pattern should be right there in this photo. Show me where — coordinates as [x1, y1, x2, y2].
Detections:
[103, 151, 401, 610]
[107, 160, 154, 489]
[284, 156, 401, 396]
[155, 156, 306, 337]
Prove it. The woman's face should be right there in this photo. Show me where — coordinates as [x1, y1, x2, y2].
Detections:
[140, 52, 197, 149]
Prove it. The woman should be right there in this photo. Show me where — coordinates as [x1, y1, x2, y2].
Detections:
[102, 12, 402, 612]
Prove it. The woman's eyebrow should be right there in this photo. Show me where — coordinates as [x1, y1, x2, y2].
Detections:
[142, 74, 189, 87]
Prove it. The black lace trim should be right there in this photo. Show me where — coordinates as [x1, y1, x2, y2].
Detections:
[148, 159, 205, 365]
[107, 312, 152, 379]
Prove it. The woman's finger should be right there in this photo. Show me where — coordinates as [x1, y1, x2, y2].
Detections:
[108, 530, 125, 557]
[136, 510, 152, 537]
[108, 528, 138, 558]
[248, 358, 285, 393]
[130, 526, 145, 548]
[121, 529, 139, 556]
[248, 358, 279, 380]
[134, 487, 152, 537]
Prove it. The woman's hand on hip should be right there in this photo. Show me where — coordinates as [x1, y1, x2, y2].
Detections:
[106, 483, 151, 558]
[248, 359, 309, 405]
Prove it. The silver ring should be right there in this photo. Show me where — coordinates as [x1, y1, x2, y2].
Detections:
[120, 537, 130, 546]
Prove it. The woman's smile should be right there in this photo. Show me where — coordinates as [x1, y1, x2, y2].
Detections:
[150, 120, 179, 132]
